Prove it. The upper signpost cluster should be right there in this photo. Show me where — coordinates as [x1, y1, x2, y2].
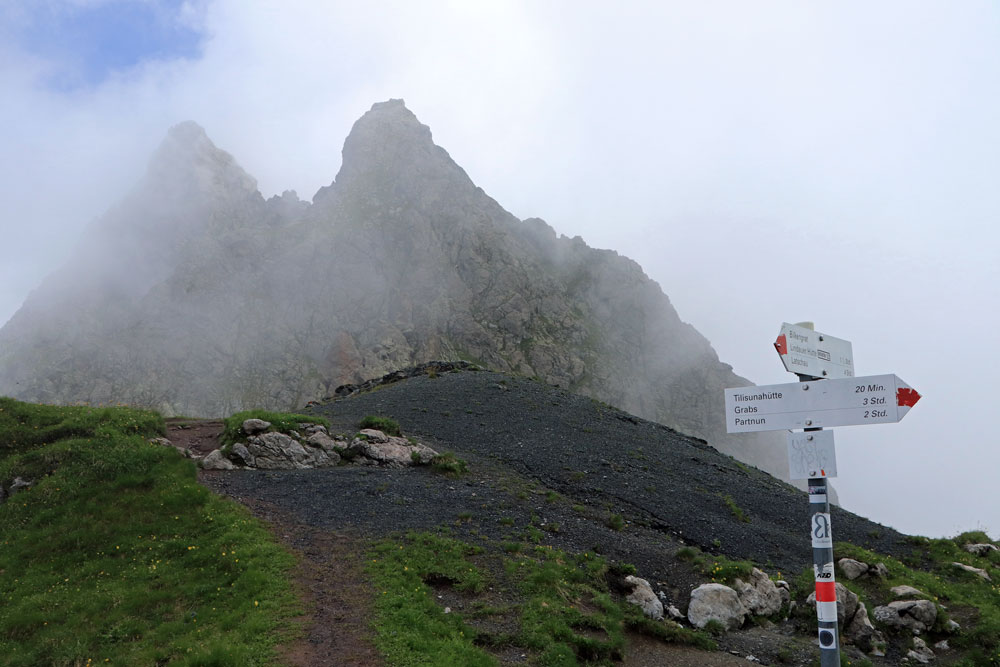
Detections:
[725, 322, 921, 434]
[774, 322, 854, 379]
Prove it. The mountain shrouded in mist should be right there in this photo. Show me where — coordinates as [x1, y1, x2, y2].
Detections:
[0, 100, 785, 477]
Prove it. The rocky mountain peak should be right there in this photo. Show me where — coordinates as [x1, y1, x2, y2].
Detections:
[148, 120, 259, 200]
[325, 99, 472, 203]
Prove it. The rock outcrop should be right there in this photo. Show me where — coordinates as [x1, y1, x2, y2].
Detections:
[199, 423, 437, 471]
[0, 100, 784, 479]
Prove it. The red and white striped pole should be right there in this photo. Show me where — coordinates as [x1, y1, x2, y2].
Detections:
[799, 368, 840, 665]
[809, 470, 840, 663]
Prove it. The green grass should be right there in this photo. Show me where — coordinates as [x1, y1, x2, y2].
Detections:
[358, 415, 401, 437]
[511, 547, 714, 664]
[835, 536, 1000, 665]
[719, 494, 750, 524]
[367, 532, 495, 666]
[674, 545, 753, 585]
[368, 531, 714, 666]
[220, 409, 330, 446]
[430, 453, 468, 477]
[0, 397, 299, 666]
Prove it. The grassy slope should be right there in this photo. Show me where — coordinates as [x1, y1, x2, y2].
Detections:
[0, 398, 299, 666]
[834, 535, 1000, 666]
[367, 530, 714, 667]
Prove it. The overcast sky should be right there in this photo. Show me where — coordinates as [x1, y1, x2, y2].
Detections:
[2, 0, 998, 539]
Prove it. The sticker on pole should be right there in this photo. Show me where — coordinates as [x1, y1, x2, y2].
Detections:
[814, 562, 836, 582]
[811, 513, 833, 548]
[818, 628, 838, 650]
[788, 431, 837, 480]
[775, 322, 854, 379]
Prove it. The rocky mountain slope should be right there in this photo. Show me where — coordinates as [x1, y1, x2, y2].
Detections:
[0, 100, 783, 477]
[201, 366, 941, 665]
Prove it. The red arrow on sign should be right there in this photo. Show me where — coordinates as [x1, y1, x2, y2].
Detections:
[897, 387, 921, 408]
[774, 334, 788, 356]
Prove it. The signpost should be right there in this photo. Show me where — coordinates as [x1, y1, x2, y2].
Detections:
[774, 322, 854, 379]
[724, 373, 920, 433]
[725, 322, 921, 667]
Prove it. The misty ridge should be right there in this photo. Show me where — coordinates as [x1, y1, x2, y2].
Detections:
[0, 99, 787, 480]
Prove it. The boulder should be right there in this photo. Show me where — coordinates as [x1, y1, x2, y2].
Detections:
[307, 431, 346, 452]
[202, 449, 236, 470]
[733, 568, 783, 617]
[242, 418, 271, 435]
[874, 599, 937, 632]
[300, 423, 328, 436]
[844, 602, 884, 652]
[688, 583, 747, 630]
[229, 442, 254, 467]
[869, 562, 889, 579]
[246, 432, 337, 469]
[359, 428, 390, 443]
[890, 585, 926, 599]
[952, 562, 991, 581]
[964, 543, 998, 557]
[349, 435, 437, 467]
[10, 476, 32, 495]
[839, 558, 869, 581]
[907, 636, 935, 664]
[624, 576, 664, 620]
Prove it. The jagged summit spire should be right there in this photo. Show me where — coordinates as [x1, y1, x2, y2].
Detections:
[147, 120, 258, 198]
[325, 99, 472, 202]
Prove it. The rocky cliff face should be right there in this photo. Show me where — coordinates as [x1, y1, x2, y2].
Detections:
[0, 100, 784, 477]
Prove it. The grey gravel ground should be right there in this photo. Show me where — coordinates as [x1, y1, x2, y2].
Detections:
[208, 368, 913, 576]
[202, 367, 917, 665]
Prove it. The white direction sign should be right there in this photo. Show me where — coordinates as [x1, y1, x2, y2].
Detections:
[788, 430, 837, 480]
[774, 322, 854, 379]
[725, 374, 921, 433]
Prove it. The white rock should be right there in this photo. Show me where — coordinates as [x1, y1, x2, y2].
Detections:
[733, 568, 783, 617]
[891, 585, 926, 599]
[688, 583, 747, 630]
[358, 428, 390, 443]
[201, 449, 236, 470]
[964, 543, 998, 556]
[874, 599, 938, 632]
[952, 561, 991, 581]
[625, 575, 664, 620]
[349, 435, 437, 467]
[838, 557, 868, 580]
[242, 418, 271, 435]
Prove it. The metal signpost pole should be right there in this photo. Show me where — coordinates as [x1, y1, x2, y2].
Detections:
[792, 321, 839, 664]
[800, 378, 840, 665]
